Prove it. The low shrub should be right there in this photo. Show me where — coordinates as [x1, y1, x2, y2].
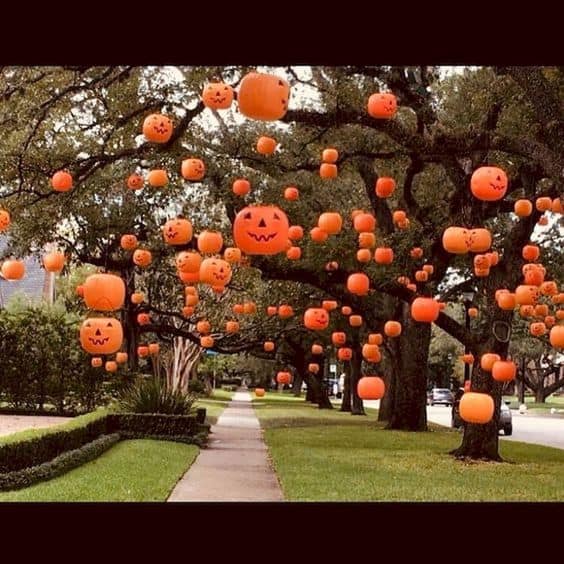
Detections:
[188, 379, 207, 395]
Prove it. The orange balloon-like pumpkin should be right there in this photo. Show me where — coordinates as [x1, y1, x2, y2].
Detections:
[368, 333, 383, 345]
[137, 313, 151, 325]
[91, 357, 103, 368]
[332, 332, 346, 346]
[105, 361, 118, 373]
[127, 174, 144, 190]
[278, 304, 294, 319]
[549, 326, 564, 348]
[163, 218, 193, 245]
[256, 136, 277, 155]
[43, 251, 66, 273]
[338, 347, 353, 361]
[238, 72, 290, 121]
[515, 285, 540, 306]
[362, 344, 381, 362]
[51, 171, 73, 192]
[353, 213, 376, 233]
[233, 178, 251, 196]
[375, 177, 395, 198]
[176, 251, 202, 273]
[349, 315, 363, 327]
[311, 344, 323, 355]
[255, 388, 265, 397]
[374, 247, 394, 265]
[226, 320, 240, 333]
[384, 321, 402, 337]
[514, 199, 532, 217]
[198, 231, 223, 254]
[0, 209, 11, 232]
[357, 376, 385, 399]
[120, 234, 138, 251]
[347, 273, 370, 296]
[142, 113, 173, 143]
[199, 258, 232, 286]
[308, 363, 320, 374]
[359, 232, 376, 249]
[318, 212, 343, 235]
[116, 352, 128, 364]
[322, 148, 338, 163]
[181, 158, 205, 181]
[310, 227, 329, 243]
[284, 186, 299, 201]
[233, 205, 289, 255]
[83, 274, 125, 311]
[288, 225, 304, 241]
[264, 341, 275, 352]
[276, 371, 292, 385]
[459, 392, 494, 424]
[319, 163, 338, 179]
[202, 82, 234, 110]
[492, 360, 516, 382]
[470, 166, 508, 201]
[133, 249, 152, 268]
[147, 169, 168, 187]
[224, 247, 242, 264]
[480, 353, 501, 372]
[80, 317, 123, 355]
[367, 92, 397, 119]
[411, 297, 440, 323]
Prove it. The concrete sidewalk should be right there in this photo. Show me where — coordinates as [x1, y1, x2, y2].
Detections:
[168, 390, 284, 502]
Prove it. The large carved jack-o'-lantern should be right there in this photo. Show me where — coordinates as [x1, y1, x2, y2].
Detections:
[238, 72, 290, 121]
[199, 258, 233, 286]
[202, 82, 234, 110]
[304, 308, 330, 330]
[80, 317, 124, 355]
[233, 205, 290, 255]
[83, 273, 125, 311]
[162, 218, 193, 245]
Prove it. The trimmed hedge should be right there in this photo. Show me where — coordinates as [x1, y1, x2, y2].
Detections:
[107, 413, 200, 436]
[0, 433, 120, 491]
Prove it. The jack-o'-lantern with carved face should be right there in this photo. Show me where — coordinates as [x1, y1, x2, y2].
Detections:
[142, 113, 173, 143]
[0, 210, 10, 232]
[202, 82, 234, 110]
[233, 205, 289, 255]
[199, 258, 232, 286]
[80, 317, 123, 355]
[162, 218, 193, 246]
[304, 308, 330, 330]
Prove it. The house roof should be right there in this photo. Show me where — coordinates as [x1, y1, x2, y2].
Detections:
[0, 236, 48, 307]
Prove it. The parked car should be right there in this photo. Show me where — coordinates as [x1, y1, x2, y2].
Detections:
[452, 396, 513, 435]
[427, 388, 454, 406]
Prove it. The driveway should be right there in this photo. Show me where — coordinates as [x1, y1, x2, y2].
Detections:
[0, 414, 71, 438]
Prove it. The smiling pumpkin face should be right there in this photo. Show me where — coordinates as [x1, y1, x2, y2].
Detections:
[162, 218, 193, 245]
[181, 158, 205, 181]
[199, 258, 232, 286]
[304, 308, 330, 330]
[367, 93, 397, 119]
[80, 317, 123, 355]
[202, 82, 234, 110]
[142, 113, 173, 143]
[470, 166, 508, 201]
[233, 205, 289, 255]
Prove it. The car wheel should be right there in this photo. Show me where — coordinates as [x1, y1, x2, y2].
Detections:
[504, 425, 512, 436]
[431, 402, 435, 406]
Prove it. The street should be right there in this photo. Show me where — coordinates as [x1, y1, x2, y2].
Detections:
[358, 400, 564, 450]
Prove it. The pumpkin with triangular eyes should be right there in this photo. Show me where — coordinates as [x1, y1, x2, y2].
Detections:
[181, 158, 205, 181]
[367, 92, 397, 119]
[304, 308, 329, 330]
[142, 113, 173, 143]
[470, 166, 508, 201]
[163, 218, 193, 246]
[126, 174, 144, 190]
[120, 234, 138, 251]
[224, 247, 242, 264]
[238, 72, 290, 121]
[0, 209, 10, 232]
[202, 82, 234, 110]
[199, 258, 232, 286]
[176, 251, 202, 273]
[233, 205, 289, 255]
[80, 317, 123, 354]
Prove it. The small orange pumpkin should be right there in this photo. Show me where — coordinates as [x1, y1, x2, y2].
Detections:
[357, 376, 385, 399]
[367, 92, 397, 119]
[332, 332, 346, 346]
[257, 136, 277, 155]
[83, 273, 125, 311]
[226, 320, 240, 333]
[201, 336, 214, 348]
[288, 225, 304, 241]
[127, 174, 144, 190]
[276, 371, 292, 385]
[375, 177, 396, 198]
[459, 393, 494, 424]
[133, 249, 152, 268]
[198, 231, 224, 254]
[43, 251, 65, 273]
[233, 178, 251, 196]
[199, 258, 232, 286]
[311, 344, 324, 355]
[147, 169, 168, 187]
[322, 148, 338, 163]
[353, 213, 376, 233]
[91, 357, 103, 368]
[176, 251, 202, 273]
[310, 227, 329, 243]
[264, 341, 275, 352]
[322, 300, 338, 311]
[0, 209, 11, 231]
[308, 363, 320, 374]
[137, 313, 151, 325]
[181, 158, 205, 181]
[374, 247, 394, 265]
[202, 82, 234, 110]
[357, 249, 372, 263]
[514, 199, 533, 217]
[120, 234, 138, 251]
[338, 347, 353, 361]
[411, 298, 440, 323]
[318, 212, 343, 235]
[278, 304, 294, 319]
[233, 205, 290, 255]
[142, 113, 173, 143]
[286, 246, 301, 260]
[492, 360, 516, 382]
[384, 321, 402, 337]
[163, 218, 193, 245]
[319, 163, 338, 178]
[284, 186, 299, 201]
[480, 353, 501, 372]
[358, 232, 376, 249]
[51, 171, 73, 192]
[80, 317, 123, 355]
[549, 326, 564, 348]
[237, 72, 290, 121]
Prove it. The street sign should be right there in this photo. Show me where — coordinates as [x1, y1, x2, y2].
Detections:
[329, 364, 337, 373]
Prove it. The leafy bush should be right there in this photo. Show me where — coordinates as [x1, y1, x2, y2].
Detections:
[117, 377, 196, 415]
[187, 379, 207, 395]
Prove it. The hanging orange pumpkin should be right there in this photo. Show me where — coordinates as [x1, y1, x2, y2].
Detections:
[374, 247, 394, 265]
[411, 298, 440, 323]
[325, 261, 339, 271]
[264, 341, 275, 352]
[137, 345, 150, 358]
[358, 232, 376, 249]
[202, 82, 234, 110]
[322, 148, 338, 163]
[341, 306, 352, 316]
[162, 218, 193, 246]
[310, 227, 329, 243]
[347, 273, 369, 296]
[222, 247, 241, 264]
[459, 392, 494, 424]
[43, 251, 66, 273]
[233, 304, 244, 314]
[515, 285, 540, 305]
[199, 258, 232, 286]
[468, 228, 492, 253]
[338, 347, 353, 361]
[286, 246, 301, 260]
[91, 357, 103, 368]
[410, 247, 423, 259]
[367, 92, 397, 119]
[120, 234, 138, 251]
[522, 244, 540, 262]
[276, 371, 292, 385]
[480, 353, 501, 372]
[142, 113, 173, 143]
[332, 332, 346, 346]
[461, 354, 475, 364]
[392, 210, 406, 225]
[368, 333, 383, 345]
[288, 225, 304, 241]
[470, 166, 508, 201]
[318, 212, 343, 235]
[83, 274, 125, 311]
[137, 313, 151, 325]
[196, 320, 211, 334]
[551, 197, 563, 214]
[486, 251, 499, 267]
[80, 317, 123, 355]
[362, 344, 381, 362]
[131, 292, 144, 305]
[278, 304, 294, 318]
[375, 177, 396, 198]
[492, 360, 516, 382]
[126, 174, 144, 190]
[266, 306, 278, 316]
[225, 320, 240, 333]
[415, 270, 428, 282]
[51, 171, 73, 192]
[147, 169, 168, 187]
[200, 336, 214, 348]
[320, 300, 337, 312]
[534, 304, 548, 317]
[180, 158, 206, 181]
[514, 199, 533, 217]
[549, 326, 564, 348]
[319, 163, 338, 178]
[238, 72, 290, 121]
[304, 308, 330, 330]
[185, 294, 199, 307]
[176, 251, 202, 273]
[349, 315, 363, 327]
[284, 186, 299, 201]
[357, 376, 385, 399]
[520, 305, 534, 318]
[540, 281, 558, 296]
[353, 213, 376, 233]
[256, 136, 277, 155]
[116, 352, 128, 364]
[244, 302, 257, 314]
[0, 209, 11, 232]
[384, 321, 402, 337]
[198, 231, 224, 254]
[133, 249, 152, 268]
[468, 307, 478, 318]
[255, 388, 265, 397]
[544, 316, 556, 328]
[530, 322, 547, 336]
[233, 205, 290, 255]
[442, 227, 470, 254]
[105, 361, 118, 373]
[311, 344, 323, 355]
[536, 197, 552, 212]
[356, 249, 371, 263]
[524, 268, 544, 286]
[308, 363, 320, 374]
[178, 270, 199, 285]
[233, 178, 251, 196]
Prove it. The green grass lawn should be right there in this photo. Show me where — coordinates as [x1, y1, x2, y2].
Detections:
[195, 389, 234, 425]
[503, 395, 564, 413]
[253, 393, 564, 501]
[0, 439, 198, 502]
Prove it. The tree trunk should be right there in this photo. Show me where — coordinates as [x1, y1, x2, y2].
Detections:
[350, 346, 365, 416]
[122, 267, 139, 373]
[387, 308, 430, 431]
[535, 387, 545, 403]
[292, 371, 303, 397]
[299, 353, 333, 409]
[378, 341, 399, 422]
[340, 364, 351, 412]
